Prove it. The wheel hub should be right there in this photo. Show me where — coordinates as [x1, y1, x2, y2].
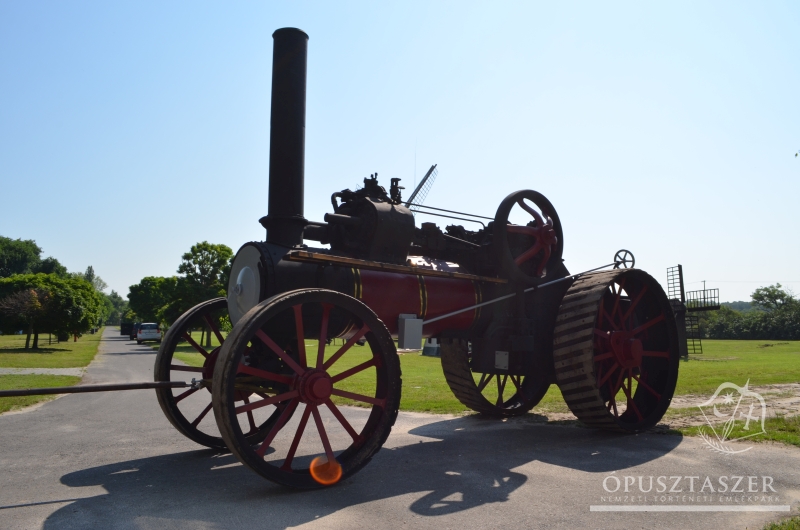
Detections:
[610, 331, 643, 369]
[298, 369, 333, 405]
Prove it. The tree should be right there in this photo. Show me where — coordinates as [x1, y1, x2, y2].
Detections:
[128, 276, 178, 323]
[34, 257, 68, 277]
[104, 290, 128, 325]
[751, 284, 798, 313]
[0, 274, 104, 347]
[0, 288, 50, 348]
[82, 265, 108, 292]
[177, 242, 233, 293]
[0, 236, 42, 278]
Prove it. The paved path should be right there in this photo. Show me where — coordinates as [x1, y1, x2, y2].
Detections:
[0, 328, 798, 529]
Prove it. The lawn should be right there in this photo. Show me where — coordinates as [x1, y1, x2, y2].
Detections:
[674, 340, 800, 395]
[0, 328, 106, 368]
[0, 374, 82, 414]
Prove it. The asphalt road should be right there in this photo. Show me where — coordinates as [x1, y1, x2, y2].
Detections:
[0, 328, 798, 530]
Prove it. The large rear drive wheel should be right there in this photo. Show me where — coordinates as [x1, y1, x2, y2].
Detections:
[212, 289, 401, 488]
[553, 270, 680, 432]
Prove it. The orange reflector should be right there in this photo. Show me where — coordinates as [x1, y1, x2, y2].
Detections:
[309, 456, 342, 486]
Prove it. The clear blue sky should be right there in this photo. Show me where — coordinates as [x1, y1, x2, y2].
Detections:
[1, 1, 798, 302]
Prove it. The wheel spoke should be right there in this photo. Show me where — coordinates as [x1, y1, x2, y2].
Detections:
[642, 350, 670, 359]
[174, 387, 199, 403]
[182, 333, 209, 358]
[611, 368, 625, 397]
[256, 398, 300, 457]
[169, 364, 204, 373]
[325, 399, 361, 442]
[316, 304, 333, 369]
[611, 280, 626, 327]
[516, 198, 544, 225]
[621, 286, 648, 323]
[190, 402, 213, 428]
[237, 363, 295, 386]
[594, 351, 614, 362]
[281, 405, 312, 471]
[602, 307, 619, 331]
[594, 328, 610, 339]
[331, 358, 376, 384]
[235, 390, 299, 414]
[322, 324, 370, 370]
[509, 375, 522, 392]
[631, 314, 665, 336]
[330, 388, 385, 407]
[311, 405, 337, 464]
[621, 374, 643, 421]
[476, 373, 494, 392]
[514, 240, 543, 266]
[535, 245, 551, 276]
[292, 304, 307, 368]
[632, 373, 662, 400]
[496, 374, 508, 406]
[242, 396, 258, 434]
[597, 362, 619, 388]
[254, 330, 305, 375]
[203, 314, 225, 345]
[609, 396, 619, 418]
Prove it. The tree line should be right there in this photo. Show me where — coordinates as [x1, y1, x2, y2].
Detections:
[700, 284, 800, 340]
[0, 236, 127, 348]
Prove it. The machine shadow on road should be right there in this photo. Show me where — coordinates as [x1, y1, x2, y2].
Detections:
[43, 415, 682, 528]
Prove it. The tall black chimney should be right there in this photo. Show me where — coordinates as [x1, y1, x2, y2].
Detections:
[259, 27, 309, 247]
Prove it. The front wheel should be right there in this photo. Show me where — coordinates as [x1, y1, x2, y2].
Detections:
[212, 288, 401, 488]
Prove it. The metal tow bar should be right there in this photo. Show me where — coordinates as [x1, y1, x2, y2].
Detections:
[0, 381, 192, 398]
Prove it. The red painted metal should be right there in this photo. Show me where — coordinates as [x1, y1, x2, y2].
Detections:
[358, 269, 477, 337]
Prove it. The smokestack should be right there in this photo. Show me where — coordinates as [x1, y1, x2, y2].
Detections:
[259, 27, 309, 247]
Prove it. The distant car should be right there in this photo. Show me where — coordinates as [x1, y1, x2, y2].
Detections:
[136, 323, 161, 344]
[120, 322, 133, 336]
[130, 322, 142, 341]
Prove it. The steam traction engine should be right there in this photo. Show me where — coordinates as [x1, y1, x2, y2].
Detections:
[149, 28, 683, 488]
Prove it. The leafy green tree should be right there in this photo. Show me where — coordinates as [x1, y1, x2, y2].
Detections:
[128, 276, 178, 323]
[177, 242, 233, 295]
[751, 284, 798, 312]
[0, 236, 42, 277]
[34, 256, 68, 276]
[83, 265, 108, 292]
[0, 274, 104, 347]
[104, 290, 128, 325]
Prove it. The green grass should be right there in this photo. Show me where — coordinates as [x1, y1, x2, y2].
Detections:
[0, 328, 106, 368]
[676, 415, 800, 448]
[764, 516, 800, 530]
[674, 340, 800, 395]
[0, 374, 82, 414]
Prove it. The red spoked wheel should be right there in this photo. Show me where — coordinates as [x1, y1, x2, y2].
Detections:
[212, 289, 401, 488]
[154, 298, 273, 449]
[553, 269, 680, 432]
[493, 190, 564, 284]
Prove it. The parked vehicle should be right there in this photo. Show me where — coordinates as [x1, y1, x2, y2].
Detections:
[136, 323, 161, 344]
[129, 322, 141, 341]
[120, 322, 133, 336]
